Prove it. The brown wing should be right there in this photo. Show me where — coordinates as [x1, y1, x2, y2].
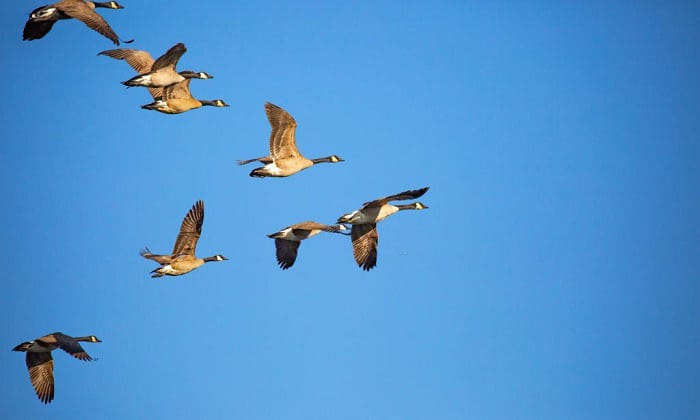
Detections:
[163, 79, 193, 100]
[98, 48, 162, 99]
[351, 224, 379, 271]
[57, 0, 120, 45]
[26, 352, 54, 404]
[52, 333, 93, 361]
[172, 200, 204, 256]
[274, 239, 301, 270]
[151, 43, 186, 71]
[290, 221, 335, 232]
[265, 102, 300, 160]
[363, 187, 430, 209]
[98, 48, 155, 73]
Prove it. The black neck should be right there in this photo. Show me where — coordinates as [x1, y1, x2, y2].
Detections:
[311, 156, 335, 164]
[396, 204, 418, 210]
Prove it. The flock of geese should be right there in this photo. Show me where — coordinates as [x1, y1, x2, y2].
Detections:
[13, 0, 431, 405]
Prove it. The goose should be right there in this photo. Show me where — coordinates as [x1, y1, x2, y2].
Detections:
[337, 187, 429, 271]
[238, 102, 344, 177]
[99, 43, 213, 91]
[13, 332, 101, 404]
[140, 200, 227, 277]
[141, 79, 228, 114]
[267, 221, 349, 269]
[23, 1, 129, 45]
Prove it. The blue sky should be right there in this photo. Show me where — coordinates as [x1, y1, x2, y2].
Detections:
[1, 1, 699, 419]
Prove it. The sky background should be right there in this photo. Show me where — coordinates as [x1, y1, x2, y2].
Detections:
[1, 1, 699, 419]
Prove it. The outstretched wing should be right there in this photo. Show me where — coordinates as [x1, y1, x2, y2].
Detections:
[274, 239, 301, 270]
[98, 48, 162, 98]
[23, 20, 57, 41]
[363, 187, 430, 209]
[58, 1, 120, 45]
[265, 102, 300, 160]
[151, 43, 186, 71]
[172, 200, 204, 256]
[26, 352, 54, 404]
[351, 224, 379, 271]
[52, 333, 93, 361]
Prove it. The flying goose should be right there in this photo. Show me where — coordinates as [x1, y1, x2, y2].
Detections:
[23, 1, 129, 45]
[99, 43, 213, 92]
[141, 79, 228, 114]
[337, 187, 429, 271]
[13, 332, 101, 404]
[238, 102, 344, 177]
[140, 200, 227, 277]
[267, 221, 349, 269]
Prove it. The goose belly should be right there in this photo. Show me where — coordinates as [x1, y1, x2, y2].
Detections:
[375, 205, 399, 222]
[149, 71, 184, 88]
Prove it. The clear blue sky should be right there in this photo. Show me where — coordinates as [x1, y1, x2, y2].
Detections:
[1, 1, 699, 419]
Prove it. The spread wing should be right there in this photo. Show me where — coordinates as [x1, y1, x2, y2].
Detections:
[23, 19, 57, 41]
[351, 224, 379, 271]
[98, 48, 162, 98]
[163, 79, 193, 100]
[172, 200, 204, 256]
[274, 239, 301, 270]
[363, 187, 430, 209]
[265, 102, 300, 160]
[26, 352, 54, 404]
[57, 1, 120, 45]
[290, 221, 334, 232]
[151, 43, 186, 71]
[52, 333, 93, 361]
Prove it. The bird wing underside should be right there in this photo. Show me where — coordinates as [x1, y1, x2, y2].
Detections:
[172, 200, 204, 256]
[274, 238, 301, 270]
[27, 352, 54, 404]
[98, 49, 162, 98]
[23, 20, 57, 40]
[351, 224, 379, 271]
[265, 103, 300, 160]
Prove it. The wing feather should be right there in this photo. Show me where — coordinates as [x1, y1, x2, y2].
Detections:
[172, 200, 204, 256]
[26, 352, 54, 404]
[351, 224, 379, 271]
[58, 1, 120, 45]
[274, 239, 301, 270]
[363, 187, 430, 209]
[265, 102, 300, 160]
